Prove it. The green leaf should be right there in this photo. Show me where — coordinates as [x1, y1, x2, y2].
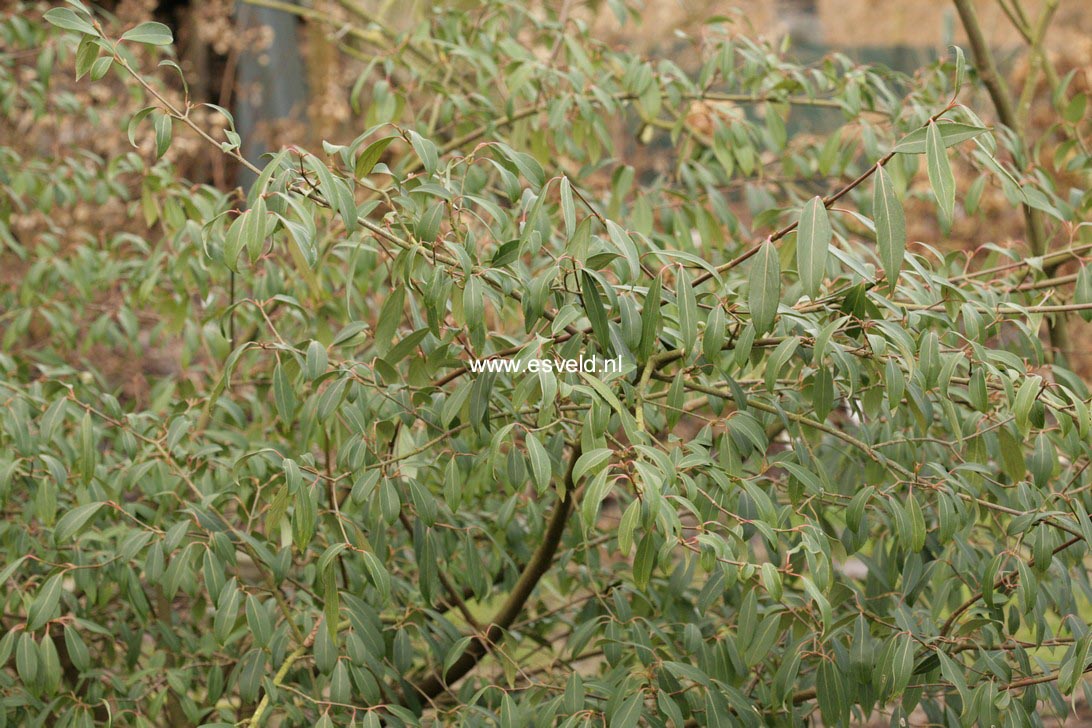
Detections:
[53, 502, 104, 543]
[580, 270, 613, 356]
[1076, 265, 1092, 322]
[801, 577, 832, 636]
[816, 659, 846, 727]
[926, 121, 956, 227]
[237, 649, 265, 703]
[443, 636, 473, 676]
[293, 486, 319, 553]
[745, 612, 781, 666]
[749, 241, 781, 335]
[811, 366, 834, 421]
[329, 659, 351, 704]
[154, 113, 172, 159]
[223, 200, 267, 272]
[43, 8, 99, 36]
[998, 425, 1027, 482]
[1014, 375, 1041, 437]
[702, 304, 726, 362]
[526, 432, 552, 494]
[272, 363, 297, 421]
[354, 136, 396, 179]
[573, 448, 612, 484]
[39, 633, 61, 693]
[120, 21, 173, 46]
[27, 573, 65, 631]
[1060, 633, 1092, 694]
[89, 55, 112, 81]
[892, 632, 915, 695]
[305, 156, 356, 232]
[908, 492, 926, 552]
[610, 692, 643, 728]
[639, 272, 662, 363]
[374, 286, 405, 355]
[305, 340, 328, 380]
[581, 470, 613, 531]
[127, 106, 156, 150]
[362, 551, 391, 603]
[245, 595, 272, 647]
[213, 582, 241, 644]
[676, 265, 698, 355]
[314, 624, 337, 673]
[382, 478, 404, 523]
[579, 372, 641, 444]
[893, 122, 989, 154]
[324, 569, 340, 641]
[1028, 433, 1055, 487]
[633, 532, 656, 589]
[560, 177, 576, 238]
[463, 276, 484, 331]
[968, 368, 988, 411]
[951, 45, 966, 93]
[78, 411, 94, 484]
[796, 196, 831, 298]
[15, 633, 37, 685]
[408, 130, 438, 175]
[62, 625, 90, 673]
[873, 165, 906, 287]
[415, 201, 443, 243]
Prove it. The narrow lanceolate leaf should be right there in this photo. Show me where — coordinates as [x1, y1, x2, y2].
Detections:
[27, 573, 65, 631]
[526, 432, 551, 494]
[816, 659, 847, 727]
[702, 304, 726, 362]
[560, 177, 576, 238]
[580, 270, 613, 356]
[873, 165, 906, 287]
[638, 272, 662, 363]
[53, 502, 104, 543]
[749, 241, 781, 335]
[243, 197, 267, 263]
[796, 196, 831, 298]
[362, 551, 391, 603]
[675, 265, 698, 355]
[892, 632, 915, 695]
[272, 363, 297, 421]
[1075, 264, 1092, 322]
[223, 212, 247, 272]
[892, 122, 988, 154]
[908, 491, 926, 552]
[213, 582, 241, 644]
[153, 113, 172, 159]
[633, 533, 656, 590]
[926, 121, 956, 227]
[611, 692, 643, 728]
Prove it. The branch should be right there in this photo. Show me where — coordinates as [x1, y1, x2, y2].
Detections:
[656, 373, 1087, 544]
[940, 534, 1082, 637]
[248, 619, 330, 726]
[952, 0, 1059, 359]
[405, 441, 583, 706]
[691, 106, 953, 288]
[952, 0, 1018, 131]
[1014, 0, 1060, 127]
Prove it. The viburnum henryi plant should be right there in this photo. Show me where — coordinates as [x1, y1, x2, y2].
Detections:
[1, 0, 1091, 726]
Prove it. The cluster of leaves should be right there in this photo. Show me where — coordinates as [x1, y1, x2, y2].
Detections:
[1, 0, 1091, 726]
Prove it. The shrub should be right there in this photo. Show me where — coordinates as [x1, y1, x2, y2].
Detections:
[1, 1, 1091, 725]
